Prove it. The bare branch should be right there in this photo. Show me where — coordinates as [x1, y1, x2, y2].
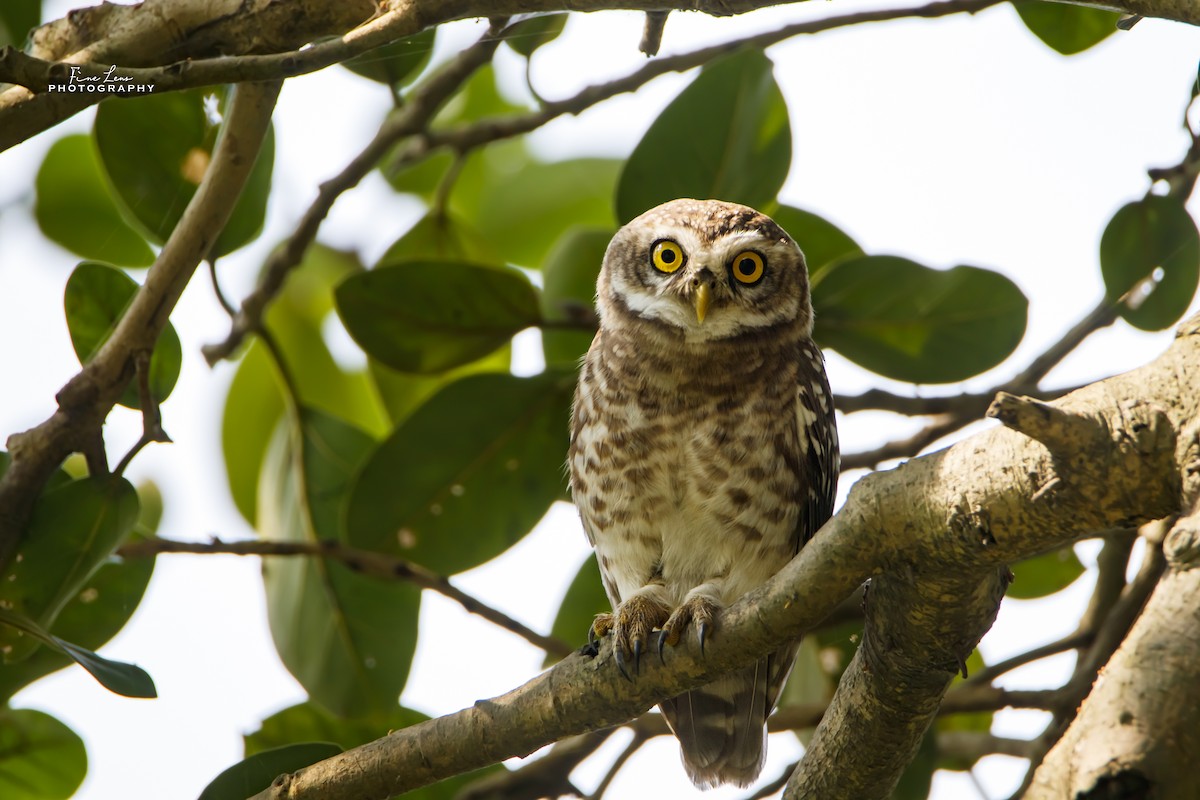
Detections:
[117, 536, 574, 657]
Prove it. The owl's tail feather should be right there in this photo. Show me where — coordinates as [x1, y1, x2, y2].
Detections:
[659, 644, 798, 789]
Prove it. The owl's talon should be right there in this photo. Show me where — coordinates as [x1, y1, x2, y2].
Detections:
[614, 646, 634, 682]
[697, 621, 709, 656]
[632, 639, 644, 674]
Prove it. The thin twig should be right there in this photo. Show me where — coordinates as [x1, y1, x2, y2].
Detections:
[202, 0, 1006, 366]
[116, 536, 575, 657]
[586, 729, 650, 800]
[113, 349, 173, 478]
[201, 19, 512, 365]
[742, 760, 795, 800]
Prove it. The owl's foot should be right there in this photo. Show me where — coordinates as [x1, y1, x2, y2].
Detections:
[592, 594, 671, 680]
[658, 594, 721, 660]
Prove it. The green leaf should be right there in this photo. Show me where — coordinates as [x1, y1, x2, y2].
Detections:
[221, 244, 389, 524]
[0, 475, 139, 662]
[368, 346, 511, 427]
[343, 28, 435, 87]
[93, 87, 274, 257]
[814, 256, 1028, 383]
[0, 0, 40, 49]
[540, 226, 607, 368]
[198, 743, 341, 800]
[544, 555, 609, 666]
[892, 727, 937, 800]
[0, 708, 86, 800]
[63, 261, 181, 409]
[1100, 195, 1200, 331]
[1006, 546, 1086, 600]
[245, 702, 425, 755]
[0, 608, 155, 697]
[346, 372, 574, 574]
[505, 14, 568, 57]
[335, 261, 541, 374]
[777, 637, 832, 711]
[1013, 2, 1119, 55]
[452, 156, 622, 269]
[259, 409, 419, 717]
[0, 528, 155, 703]
[34, 135, 155, 267]
[769, 205, 863, 280]
[379, 211, 498, 265]
[616, 48, 791, 224]
[242, 703, 503, 799]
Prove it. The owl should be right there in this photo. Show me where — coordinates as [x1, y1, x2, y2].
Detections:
[569, 199, 839, 789]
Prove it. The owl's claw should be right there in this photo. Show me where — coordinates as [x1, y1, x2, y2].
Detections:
[659, 594, 721, 658]
[603, 593, 670, 679]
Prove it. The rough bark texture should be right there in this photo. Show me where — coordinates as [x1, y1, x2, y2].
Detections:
[1028, 498, 1200, 799]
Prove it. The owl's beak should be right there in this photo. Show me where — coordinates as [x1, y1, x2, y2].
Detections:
[693, 283, 712, 324]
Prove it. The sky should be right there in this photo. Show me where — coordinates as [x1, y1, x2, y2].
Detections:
[2, 2, 1200, 799]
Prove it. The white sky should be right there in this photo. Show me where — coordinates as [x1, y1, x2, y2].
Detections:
[1, 3, 1200, 799]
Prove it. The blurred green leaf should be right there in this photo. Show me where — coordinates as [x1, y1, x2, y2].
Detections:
[0, 0, 40, 49]
[94, 87, 274, 256]
[346, 372, 574, 574]
[0, 528, 155, 703]
[1007, 546, 1086, 600]
[368, 345, 511, 427]
[893, 727, 937, 800]
[777, 636, 832, 711]
[936, 649, 991, 770]
[64, 261, 181, 409]
[1100, 195, 1200, 331]
[540, 226, 607, 368]
[242, 703, 502, 799]
[335, 260, 541, 374]
[0, 608, 155, 698]
[1013, 2, 1119, 55]
[544, 555, 609, 666]
[0, 475, 139, 662]
[34, 135, 154, 267]
[246, 702, 425, 755]
[379, 211, 498, 265]
[259, 409, 419, 717]
[505, 14, 568, 57]
[770, 205, 862, 280]
[453, 156, 621, 269]
[814, 256, 1028, 383]
[344, 28, 435, 87]
[221, 244, 388, 524]
[198, 743, 341, 800]
[617, 48, 791, 223]
[0, 708, 86, 800]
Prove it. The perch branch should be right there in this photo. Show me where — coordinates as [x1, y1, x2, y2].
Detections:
[246, 314, 1195, 800]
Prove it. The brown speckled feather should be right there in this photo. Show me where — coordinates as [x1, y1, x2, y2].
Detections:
[570, 199, 839, 789]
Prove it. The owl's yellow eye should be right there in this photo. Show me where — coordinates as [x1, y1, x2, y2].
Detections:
[651, 240, 685, 274]
[730, 251, 765, 285]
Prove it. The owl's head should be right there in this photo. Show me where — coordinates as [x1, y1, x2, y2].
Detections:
[596, 199, 812, 343]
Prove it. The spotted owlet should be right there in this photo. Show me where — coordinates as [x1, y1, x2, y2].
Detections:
[569, 199, 839, 789]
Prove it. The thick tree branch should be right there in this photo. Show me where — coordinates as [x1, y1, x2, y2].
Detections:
[117, 536, 574, 657]
[246, 315, 1195, 800]
[1028, 499, 1200, 798]
[0, 80, 281, 572]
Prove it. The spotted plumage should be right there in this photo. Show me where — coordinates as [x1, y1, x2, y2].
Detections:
[569, 199, 839, 788]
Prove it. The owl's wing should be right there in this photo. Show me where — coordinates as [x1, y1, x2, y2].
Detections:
[793, 340, 840, 554]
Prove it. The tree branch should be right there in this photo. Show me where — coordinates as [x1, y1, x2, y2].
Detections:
[0, 79, 281, 572]
[246, 314, 1195, 800]
[1028, 498, 1200, 798]
[116, 536, 574, 658]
